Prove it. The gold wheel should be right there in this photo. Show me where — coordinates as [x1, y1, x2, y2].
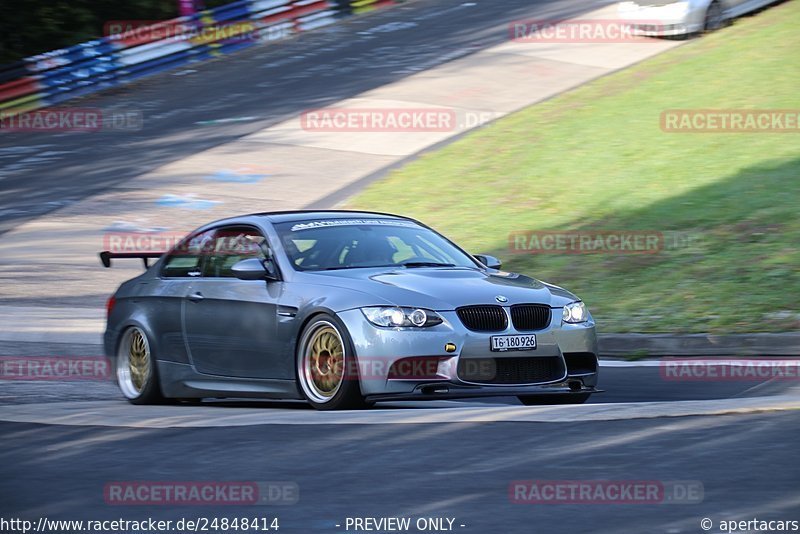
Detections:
[117, 327, 152, 399]
[299, 322, 346, 403]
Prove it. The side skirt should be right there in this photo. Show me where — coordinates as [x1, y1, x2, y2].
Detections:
[157, 361, 304, 400]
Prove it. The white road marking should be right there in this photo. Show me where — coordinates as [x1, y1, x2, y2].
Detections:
[194, 116, 259, 126]
[600, 359, 674, 367]
[0, 394, 796, 428]
[0, 306, 104, 344]
[599, 359, 800, 367]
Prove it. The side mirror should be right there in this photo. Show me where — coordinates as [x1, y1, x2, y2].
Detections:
[231, 258, 277, 281]
[474, 254, 502, 270]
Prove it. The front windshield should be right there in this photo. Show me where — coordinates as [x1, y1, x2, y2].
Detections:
[274, 218, 480, 271]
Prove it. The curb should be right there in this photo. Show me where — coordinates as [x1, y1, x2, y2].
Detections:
[598, 332, 800, 358]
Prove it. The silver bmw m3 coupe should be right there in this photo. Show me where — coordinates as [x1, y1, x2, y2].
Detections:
[102, 211, 599, 410]
[618, 0, 781, 36]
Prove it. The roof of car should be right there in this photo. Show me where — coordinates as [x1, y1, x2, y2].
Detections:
[250, 210, 409, 223]
[191, 211, 417, 233]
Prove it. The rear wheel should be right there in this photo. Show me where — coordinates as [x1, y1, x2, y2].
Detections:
[297, 315, 367, 410]
[517, 393, 591, 406]
[116, 326, 164, 405]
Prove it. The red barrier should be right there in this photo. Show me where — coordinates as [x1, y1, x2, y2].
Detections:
[259, 1, 329, 27]
[0, 77, 41, 104]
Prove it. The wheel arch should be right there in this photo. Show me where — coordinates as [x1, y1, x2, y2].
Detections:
[293, 308, 365, 397]
[113, 315, 161, 362]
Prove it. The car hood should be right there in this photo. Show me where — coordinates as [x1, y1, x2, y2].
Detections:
[301, 267, 579, 310]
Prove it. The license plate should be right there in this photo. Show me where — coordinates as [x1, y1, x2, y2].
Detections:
[490, 334, 536, 351]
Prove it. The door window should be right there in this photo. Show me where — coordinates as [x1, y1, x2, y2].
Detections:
[203, 226, 269, 278]
[161, 230, 215, 277]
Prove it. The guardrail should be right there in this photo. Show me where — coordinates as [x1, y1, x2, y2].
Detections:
[0, 0, 397, 117]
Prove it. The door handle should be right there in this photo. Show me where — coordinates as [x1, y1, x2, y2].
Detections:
[188, 292, 205, 302]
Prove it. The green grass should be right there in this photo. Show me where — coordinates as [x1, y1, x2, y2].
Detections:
[347, 1, 800, 333]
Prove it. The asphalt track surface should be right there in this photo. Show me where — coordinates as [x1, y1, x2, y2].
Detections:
[1, 0, 799, 532]
[0, 0, 614, 235]
[0, 341, 796, 405]
[0, 411, 798, 533]
[1, 346, 798, 533]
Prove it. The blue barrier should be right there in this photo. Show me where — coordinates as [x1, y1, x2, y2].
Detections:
[0, 0, 399, 116]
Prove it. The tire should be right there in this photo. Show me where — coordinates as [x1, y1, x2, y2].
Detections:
[517, 393, 591, 406]
[704, 1, 724, 31]
[116, 326, 165, 405]
[296, 314, 367, 410]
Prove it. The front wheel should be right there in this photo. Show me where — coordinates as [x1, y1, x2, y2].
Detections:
[116, 326, 164, 404]
[297, 315, 367, 410]
[704, 1, 724, 31]
[517, 393, 591, 406]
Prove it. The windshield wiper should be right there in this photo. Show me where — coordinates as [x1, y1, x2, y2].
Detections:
[314, 262, 456, 271]
[315, 264, 395, 271]
[400, 262, 456, 268]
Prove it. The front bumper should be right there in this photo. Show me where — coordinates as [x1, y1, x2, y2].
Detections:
[617, 1, 705, 36]
[365, 383, 602, 402]
[337, 307, 599, 398]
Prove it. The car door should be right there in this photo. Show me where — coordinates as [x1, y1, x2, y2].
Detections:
[182, 225, 289, 379]
[151, 229, 215, 365]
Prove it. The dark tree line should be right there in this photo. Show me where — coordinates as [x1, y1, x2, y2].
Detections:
[2, 0, 231, 64]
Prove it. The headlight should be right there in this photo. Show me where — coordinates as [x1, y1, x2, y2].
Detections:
[618, 1, 689, 18]
[562, 301, 589, 324]
[660, 1, 690, 18]
[361, 307, 443, 328]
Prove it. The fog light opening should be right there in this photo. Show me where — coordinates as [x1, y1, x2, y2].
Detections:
[388, 357, 448, 380]
[421, 385, 449, 395]
[568, 380, 583, 392]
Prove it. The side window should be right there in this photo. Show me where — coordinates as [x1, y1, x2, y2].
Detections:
[161, 230, 215, 278]
[203, 226, 268, 278]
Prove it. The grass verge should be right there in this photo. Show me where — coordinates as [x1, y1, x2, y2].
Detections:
[347, 2, 800, 333]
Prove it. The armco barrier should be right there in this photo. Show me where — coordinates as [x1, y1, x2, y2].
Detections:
[0, 0, 397, 118]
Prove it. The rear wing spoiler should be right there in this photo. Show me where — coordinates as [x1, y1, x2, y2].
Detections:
[99, 251, 162, 268]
